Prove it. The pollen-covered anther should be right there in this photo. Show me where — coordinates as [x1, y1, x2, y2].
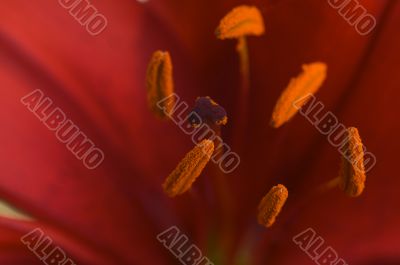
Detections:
[162, 139, 214, 197]
[271, 62, 327, 128]
[146, 50, 175, 118]
[257, 184, 288, 228]
[216, 5, 265, 40]
[339, 127, 366, 197]
[189, 97, 228, 127]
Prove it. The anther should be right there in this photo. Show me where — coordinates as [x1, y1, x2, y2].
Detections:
[339, 127, 366, 197]
[215, 5, 265, 39]
[146, 50, 175, 118]
[257, 184, 288, 228]
[162, 140, 214, 197]
[271, 62, 327, 128]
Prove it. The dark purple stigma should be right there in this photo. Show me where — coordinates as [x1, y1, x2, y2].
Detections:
[188, 97, 228, 127]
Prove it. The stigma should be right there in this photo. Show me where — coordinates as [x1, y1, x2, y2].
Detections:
[189, 97, 228, 127]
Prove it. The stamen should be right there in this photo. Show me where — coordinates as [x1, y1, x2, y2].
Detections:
[189, 97, 228, 127]
[146, 50, 175, 118]
[163, 139, 214, 197]
[257, 184, 288, 228]
[236, 36, 250, 86]
[339, 127, 366, 197]
[216, 6, 265, 152]
[215, 5, 265, 39]
[271, 62, 327, 128]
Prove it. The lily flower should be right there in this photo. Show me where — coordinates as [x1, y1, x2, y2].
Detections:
[0, 0, 399, 265]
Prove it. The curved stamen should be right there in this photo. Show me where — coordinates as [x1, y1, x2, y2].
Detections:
[146, 50, 175, 118]
[339, 127, 366, 197]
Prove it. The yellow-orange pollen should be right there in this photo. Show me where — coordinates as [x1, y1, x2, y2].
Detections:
[339, 127, 366, 197]
[162, 139, 215, 197]
[257, 184, 288, 228]
[271, 62, 327, 128]
[216, 5, 265, 40]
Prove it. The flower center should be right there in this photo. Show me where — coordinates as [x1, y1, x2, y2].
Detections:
[144, 5, 367, 265]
